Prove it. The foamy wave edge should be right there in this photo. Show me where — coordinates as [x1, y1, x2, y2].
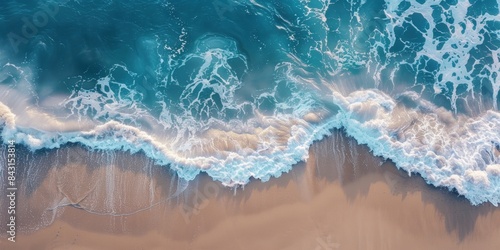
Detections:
[1, 90, 499, 206]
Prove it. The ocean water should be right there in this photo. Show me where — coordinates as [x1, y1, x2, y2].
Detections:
[0, 0, 499, 205]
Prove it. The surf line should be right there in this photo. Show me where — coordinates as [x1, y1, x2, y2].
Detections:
[5, 140, 17, 243]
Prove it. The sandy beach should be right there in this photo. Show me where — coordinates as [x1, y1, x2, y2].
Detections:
[1, 131, 499, 250]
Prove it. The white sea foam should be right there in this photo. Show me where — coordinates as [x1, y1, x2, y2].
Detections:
[1, 85, 499, 205]
[0, 102, 15, 129]
[382, 0, 500, 111]
[331, 89, 500, 205]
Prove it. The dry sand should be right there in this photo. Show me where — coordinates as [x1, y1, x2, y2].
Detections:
[1, 131, 499, 250]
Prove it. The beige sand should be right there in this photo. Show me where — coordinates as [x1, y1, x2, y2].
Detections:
[1, 132, 499, 250]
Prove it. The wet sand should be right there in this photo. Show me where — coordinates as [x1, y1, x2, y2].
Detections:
[1, 131, 499, 250]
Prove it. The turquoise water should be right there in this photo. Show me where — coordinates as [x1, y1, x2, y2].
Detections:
[0, 0, 499, 205]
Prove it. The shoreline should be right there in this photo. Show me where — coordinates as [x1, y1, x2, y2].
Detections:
[1, 130, 499, 249]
